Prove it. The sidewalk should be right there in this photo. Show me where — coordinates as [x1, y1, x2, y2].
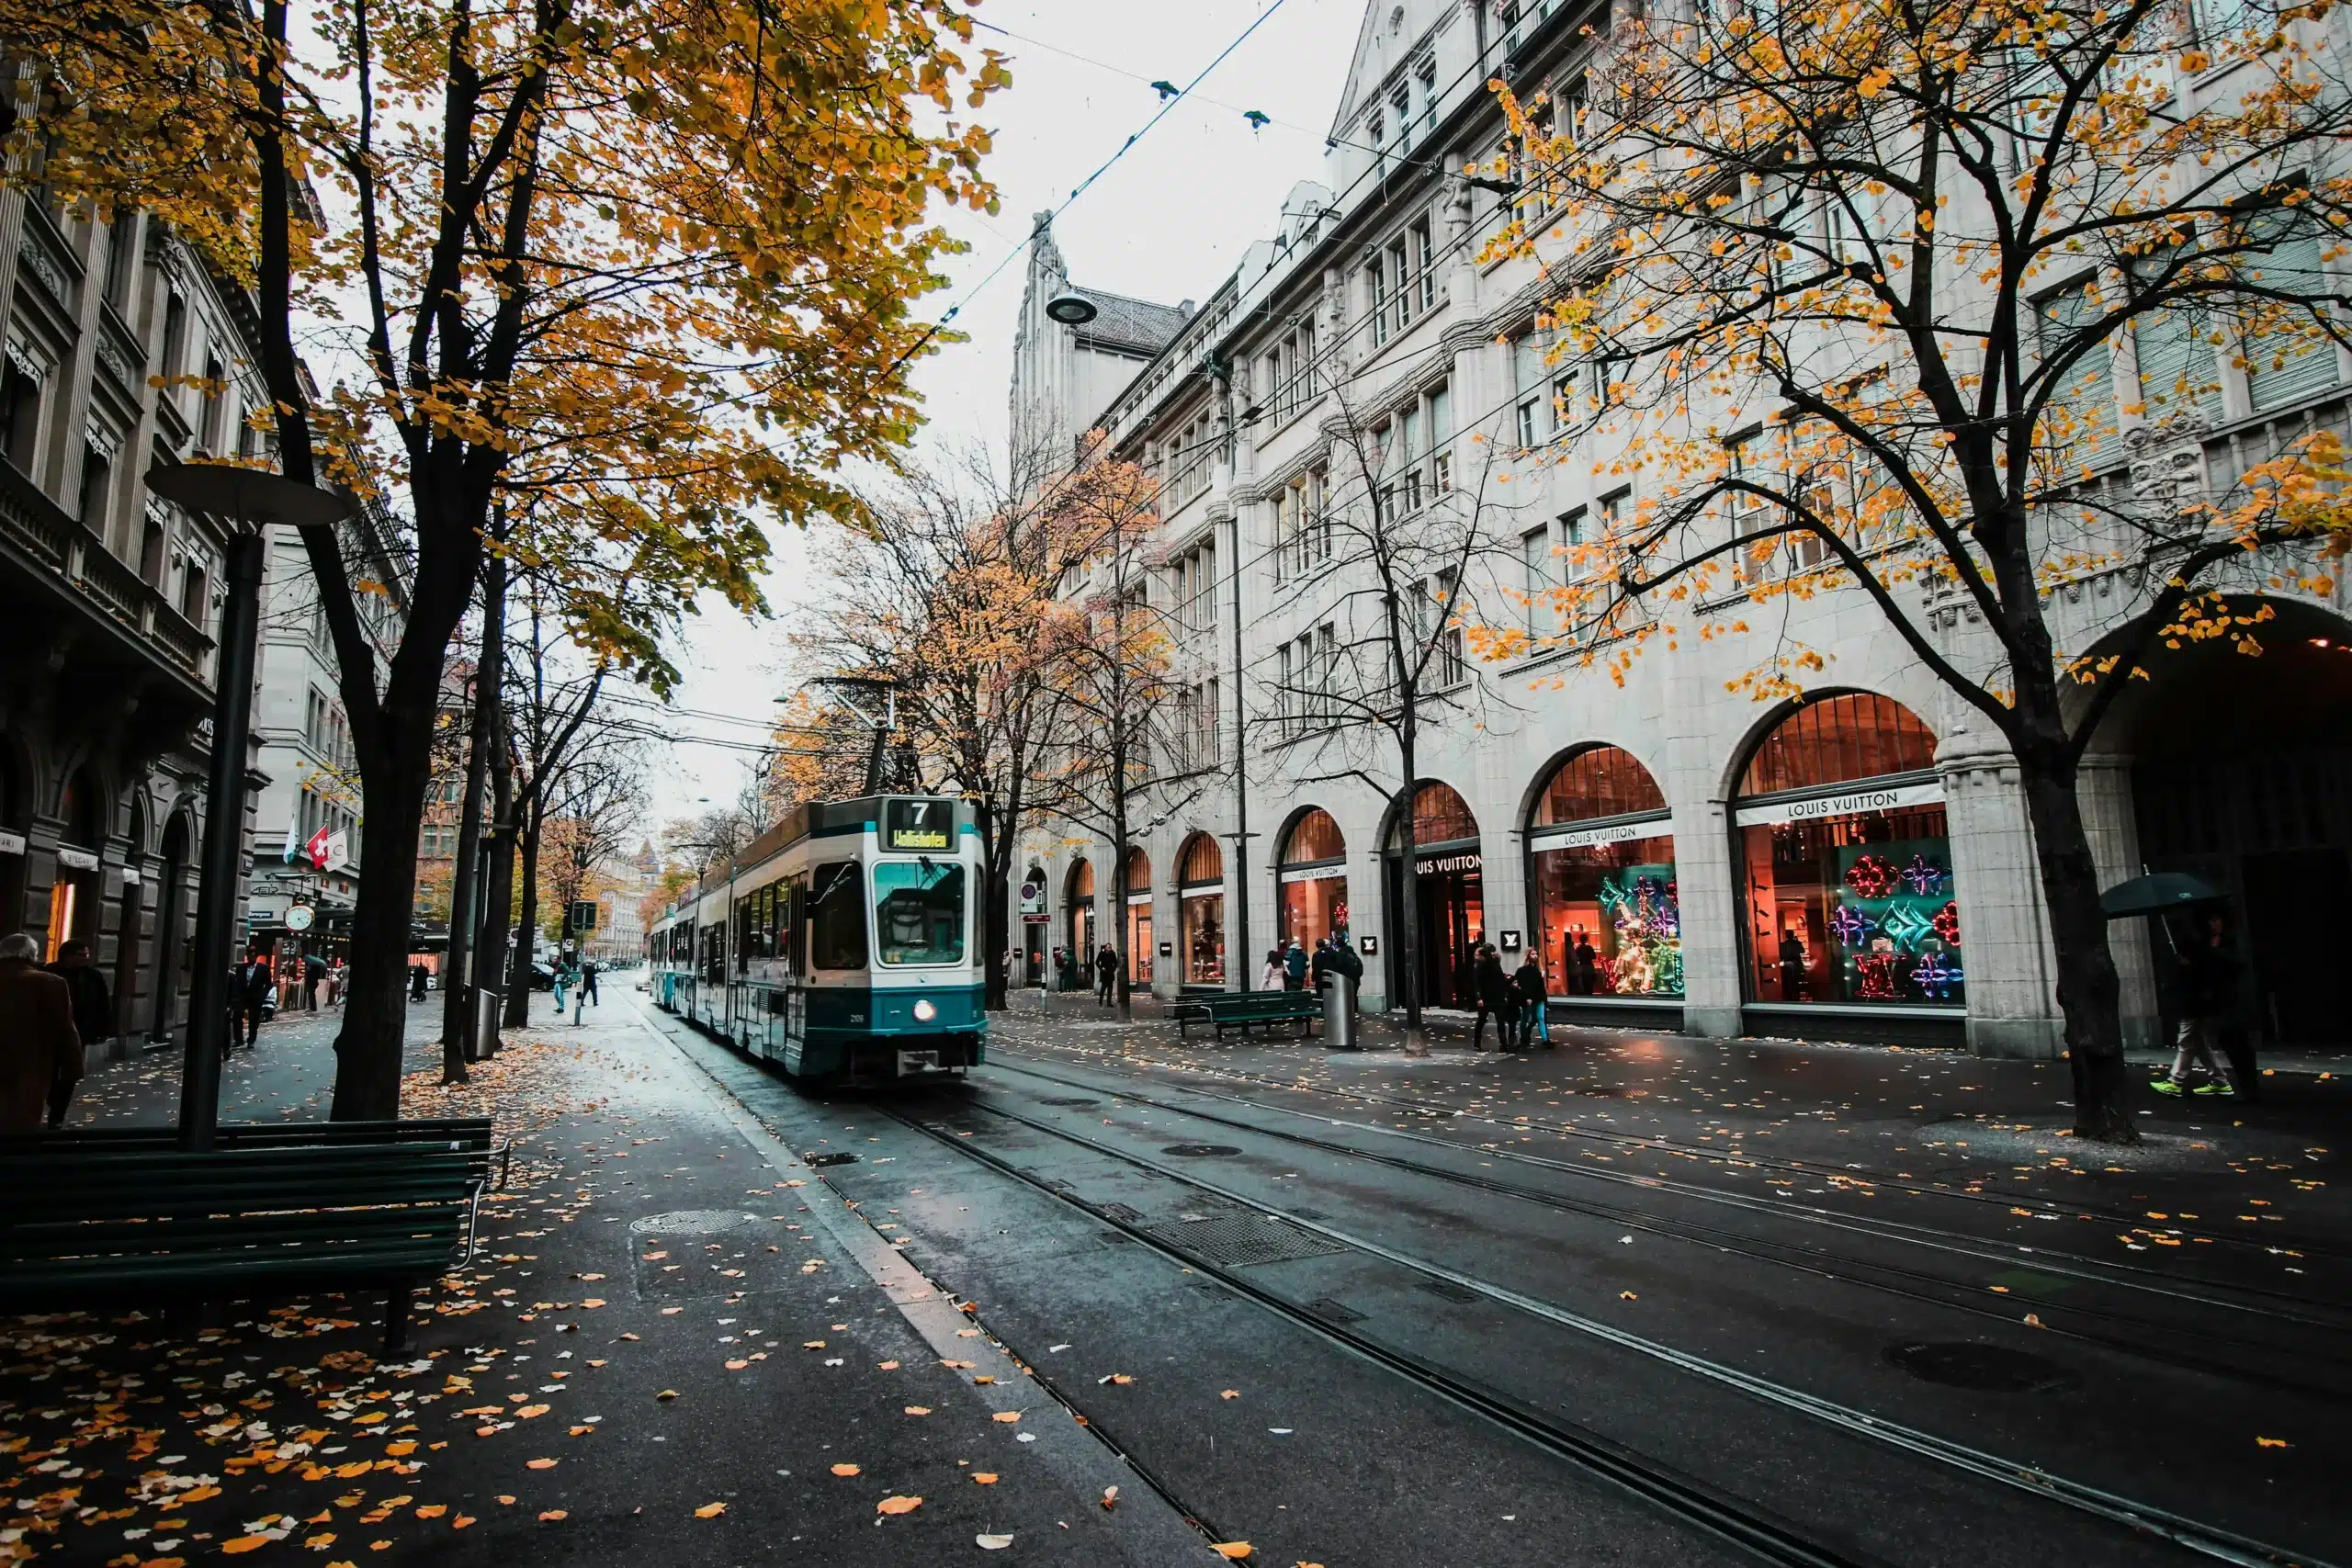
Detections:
[3, 987, 1199, 1566]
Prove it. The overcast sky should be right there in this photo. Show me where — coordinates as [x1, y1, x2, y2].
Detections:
[640, 0, 1363, 832]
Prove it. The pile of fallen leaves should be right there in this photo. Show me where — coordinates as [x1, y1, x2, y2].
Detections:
[1, 1036, 587, 1566]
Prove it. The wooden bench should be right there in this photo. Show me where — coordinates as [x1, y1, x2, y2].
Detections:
[1175, 991, 1322, 1040]
[0, 1117, 509, 1192]
[0, 1141, 489, 1352]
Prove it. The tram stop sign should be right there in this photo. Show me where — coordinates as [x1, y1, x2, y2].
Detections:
[570, 900, 599, 931]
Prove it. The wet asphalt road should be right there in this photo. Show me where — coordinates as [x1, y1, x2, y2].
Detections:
[632, 995, 2352, 1568]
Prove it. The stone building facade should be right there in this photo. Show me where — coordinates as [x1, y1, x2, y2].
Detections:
[1008, 0, 2352, 1058]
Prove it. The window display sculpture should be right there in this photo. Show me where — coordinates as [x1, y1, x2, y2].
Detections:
[1909, 952, 1962, 999]
[1854, 944, 1902, 999]
[1597, 873, 1683, 996]
[1826, 904, 1874, 947]
[1843, 853, 1900, 899]
[1901, 853, 1946, 897]
[1931, 901, 1962, 946]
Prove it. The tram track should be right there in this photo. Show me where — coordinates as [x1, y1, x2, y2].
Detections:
[999, 1037, 2346, 1265]
[885, 1089, 2339, 1568]
[978, 1055, 2352, 1382]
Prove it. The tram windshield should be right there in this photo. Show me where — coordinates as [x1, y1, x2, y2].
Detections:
[873, 858, 967, 965]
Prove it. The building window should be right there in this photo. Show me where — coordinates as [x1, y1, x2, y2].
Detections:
[1, 361, 43, 471]
[1734, 694, 1959, 1009]
[1521, 525, 1552, 631]
[1177, 832, 1225, 986]
[201, 354, 227, 454]
[1367, 254, 1389, 347]
[77, 443, 112, 532]
[1122, 847, 1153, 985]
[1276, 807, 1349, 955]
[1528, 746, 1679, 998]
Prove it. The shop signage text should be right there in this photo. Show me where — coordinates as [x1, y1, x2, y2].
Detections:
[1417, 852, 1483, 874]
[0, 830, 23, 856]
[1278, 863, 1349, 884]
[1181, 885, 1222, 900]
[1530, 816, 1670, 852]
[1734, 781, 1943, 829]
[56, 846, 98, 871]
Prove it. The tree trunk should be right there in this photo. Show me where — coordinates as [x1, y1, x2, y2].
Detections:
[505, 810, 543, 1029]
[978, 800, 1010, 1011]
[1396, 718, 1426, 1055]
[329, 739, 434, 1120]
[477, 709, 516, 1058]
[2015, 749, 2138, 1142]
[1111, 807, 1132, 1024]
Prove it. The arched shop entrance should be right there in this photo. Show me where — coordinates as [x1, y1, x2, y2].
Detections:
[2111, 606, 2352, 1049]
[1734, 694, 1963, 1026]
[1123, 847, 1153, 986]
[1384, 782, 1483, 1010]
[1176, 833, 1226, 987]
[1065, 859, 1095, 982]
[1525, 746, 1681, 1018]
[1276, 808, 1349, 953]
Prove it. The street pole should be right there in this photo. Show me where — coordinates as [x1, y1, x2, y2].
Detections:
[146, 465, 352, 1151]
[1227, 506, 1250, 994]
[443, 547, 505, 1069]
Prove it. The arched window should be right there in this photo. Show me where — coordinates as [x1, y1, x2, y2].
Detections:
[1063, 859, 1095, 978]
[1122, 847, 1152, 896]
[1384, 783, 1484, 1010]
[1122, 847, 1154, 986]
[1733, 694, 1960, 1010]
[1526, 747, 1679, 999]
[1386, 781, 1477, 848]
[1069, 859, 1094, 899]
[1176, 833, 1226, 987]
[1277, 809, 1349, 954]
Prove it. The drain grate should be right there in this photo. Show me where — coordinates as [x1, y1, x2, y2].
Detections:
[1885, 1340, 2079, 1393]
[1413, 1277, 1479, 1303]
[1161, 1144, 1243, 1157]
[1139, 1212, 1351, 1269]
[629, 1210, 754, 1235]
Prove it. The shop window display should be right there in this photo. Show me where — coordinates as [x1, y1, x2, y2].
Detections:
[1178, 832, 1226, 986]
[1124, 847, 1153, 984]
[1734, 694, 1961, 1008]
[1278, 808, 1350, 953]
[1526, 747, 1680, 998]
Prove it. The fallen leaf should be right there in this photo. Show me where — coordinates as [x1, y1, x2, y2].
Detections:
[2023, 1314, 2045, 1328]
[971, 1473, 999, 1485]
[1220, 1390, 1240, 1400]
[518, 1405, 549, 1418]
[452, 1517, 475, 1529]
[580, 1272, 605, 1281]
[991, 1412, 1022, 1424]
[538, 1510, 567, 1522]
[413, 1506, 446, 1520]
[661, 1307, 684, 1316]
[569, 1426, 593, 1436]
[656, 1390, 680, 1401]
[831, 1463, 862, 1478]
[1111, 1374, 1134, 1385]
[496, 1495, 516, 1506]
[1620, 1292, 1638, 1301]
[582, 1299, 605, 1309]
[804, 1340, 828, 1349]
[694, 1502, 728, 1518]
[383, 1443, 415, 1457]
[978, 1533, 1014, 1551]
[905, 1406, 932, 1416]
[725, 1360, 750, 1371]
[1212, 1543, 1252, 1560]
[973, 1375, 996, 1385]
[2256, 1437, 2290, 1449]
[877, 1360, 900, 1371]
[222, 1539, 272, 1556]
[1102, 1485, 1119, 1510]
[877, 1495, 922, 1516]
[526, 1458, 558, 1470]
[585, 1359, 607, 1368]
[618, 1333, 640, 1342]
[181, 1486, 223, 1503]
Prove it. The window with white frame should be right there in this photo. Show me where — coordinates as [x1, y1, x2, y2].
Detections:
[1513, 333, 1550, 449]
[1521, 525, 1553, 630]
[1174, 536, 1218, 636]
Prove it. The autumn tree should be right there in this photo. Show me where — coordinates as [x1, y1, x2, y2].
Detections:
[797, 437, 1110, 1010]
[1478, 0, 2352, 1135]
[14, 0, 1005, 1117]
[541, 751, 646, 954]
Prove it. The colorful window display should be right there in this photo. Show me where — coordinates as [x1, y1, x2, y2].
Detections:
[1734, 694, 1962, 1008]
[1278, 808, 1350, 953]
[1178, 833, 1227, 986]
[1526, 747, 1681, 998]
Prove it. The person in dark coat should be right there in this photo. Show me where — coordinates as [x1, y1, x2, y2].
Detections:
[1472, 944, 1512, 1050]
[582, 960, 600, 1007]
[1283, 940, 1309, 991]
[2156, 912, 2241, 1097]
[1573, 932, 1600, 997]
[408, 962, 430, 1002]
[1513, 954, 1550, 1050]
[0, 932, 81, 1133]
[1094, 943, 1118, 1006]
[234, 948, 274, 1049]
[51, 938, 113, 1068]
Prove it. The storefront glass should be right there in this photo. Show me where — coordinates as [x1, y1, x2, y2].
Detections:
[1277, 808, 1350, 953]
[1526, 747, 1680, 998]
[1734, 694, 1961, 1008]
[1125, 848, 1153, 984]
[1178, 833, 1226, 986]
[1066, 859, 1095, 981]
[1385, 784, 1482, 1010]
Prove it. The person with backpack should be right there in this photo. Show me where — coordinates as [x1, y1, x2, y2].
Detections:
[1283, 939, 1309, 992]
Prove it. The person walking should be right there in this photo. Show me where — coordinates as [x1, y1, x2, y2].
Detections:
[408, 963, 429, 1003]
[234, 948, 273, 1050]
[2154, 913, 2239, 1098]
[1283, 939, 1309, 992]
[582, 960, 601, 1008]
[551, 955, 571, 1018]
[0, 933, 81, 1133]
[1093, 943, 1118, 1006]
[1513, 953, 1551, 1051]
[1473, 943, 1511, 1050]
[1259, 946, 1285, 991]
[1572, 932, 1600, 997]
[50, 938, 114, 1074]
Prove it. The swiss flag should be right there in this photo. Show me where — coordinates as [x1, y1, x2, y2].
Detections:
[306, 824, 333, 870]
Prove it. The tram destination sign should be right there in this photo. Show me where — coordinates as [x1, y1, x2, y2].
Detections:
[1734, 780, 1943, 829]
[883, 799, 953, 852]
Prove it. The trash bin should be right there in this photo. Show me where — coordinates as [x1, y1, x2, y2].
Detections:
[1322, 973, 1357, 1050]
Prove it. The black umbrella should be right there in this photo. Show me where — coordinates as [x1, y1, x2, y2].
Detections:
[2099, 872, 2224, 919]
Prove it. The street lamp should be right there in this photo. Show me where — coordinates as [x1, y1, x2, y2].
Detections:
[145, 463, 353, 1151]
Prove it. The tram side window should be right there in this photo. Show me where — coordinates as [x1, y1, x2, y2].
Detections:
[782, 873, 807, 981]
[808, 863, 868, 971]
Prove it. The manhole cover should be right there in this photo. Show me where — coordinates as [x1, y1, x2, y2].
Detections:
[1884, 1341, 2079, 1393]
[629, 1210, 755, 1235]
[1161, 1144, 1242, 1157]
[1140, 1212, 1349, 1268]
[802, 1151, 859, 1168]
[1040, 1097, 1101, 1109]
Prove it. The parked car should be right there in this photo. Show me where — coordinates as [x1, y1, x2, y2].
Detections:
[530, 961, 556, 992]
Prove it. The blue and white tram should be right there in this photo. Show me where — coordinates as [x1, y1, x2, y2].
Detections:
[644, 795, 985, 1082]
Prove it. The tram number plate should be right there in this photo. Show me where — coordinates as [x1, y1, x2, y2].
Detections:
[897, 1049, 941, 1076]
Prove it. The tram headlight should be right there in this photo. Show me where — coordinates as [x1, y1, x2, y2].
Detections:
[911, 998, 937, 1022]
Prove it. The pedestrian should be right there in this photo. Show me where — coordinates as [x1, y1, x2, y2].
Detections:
[582, 960, 600, 1008]
[1259, 946, 1285, 991]
[1093, 943, 1118, 1006]
[1308, 937, 1332, 992]
[2154, 912, 2239, 1098]
[1513, 953, 1551, 1050]
[1283, 939, 1308, 992]
[555, 953, 580, 1020]
[0, 932, 81, 1133]
[50, 938, 114, 1067]
[1473, 943, 1511, 1050]
[329, 959, 348, 1007]
[1051, 946, 1068, 992]
[408, 963, 429, 1003]
[305, 952, 328, 1011]
[235, 948, 273, 1048]
[1572, 931, 1600, 997]
[1776, 929, 1808, 1000]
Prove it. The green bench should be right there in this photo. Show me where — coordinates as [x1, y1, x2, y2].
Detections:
[0, 1117, 509, 1191]
[1176, 990, 1322, 1040]
[0, 1135, 493, 1353]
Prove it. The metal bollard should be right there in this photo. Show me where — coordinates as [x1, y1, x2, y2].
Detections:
[1322, 974, 1357, 1050]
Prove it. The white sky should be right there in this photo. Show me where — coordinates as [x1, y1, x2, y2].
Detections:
[641, 0, 1363, 832]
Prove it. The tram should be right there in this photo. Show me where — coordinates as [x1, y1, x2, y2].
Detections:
[646, 794, 985, 1082]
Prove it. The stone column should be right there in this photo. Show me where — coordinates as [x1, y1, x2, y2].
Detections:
[1936, 719, 2064, 1059]
[1668, 661, 1743, 1039]
[2076, 752, 2161, 1049]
